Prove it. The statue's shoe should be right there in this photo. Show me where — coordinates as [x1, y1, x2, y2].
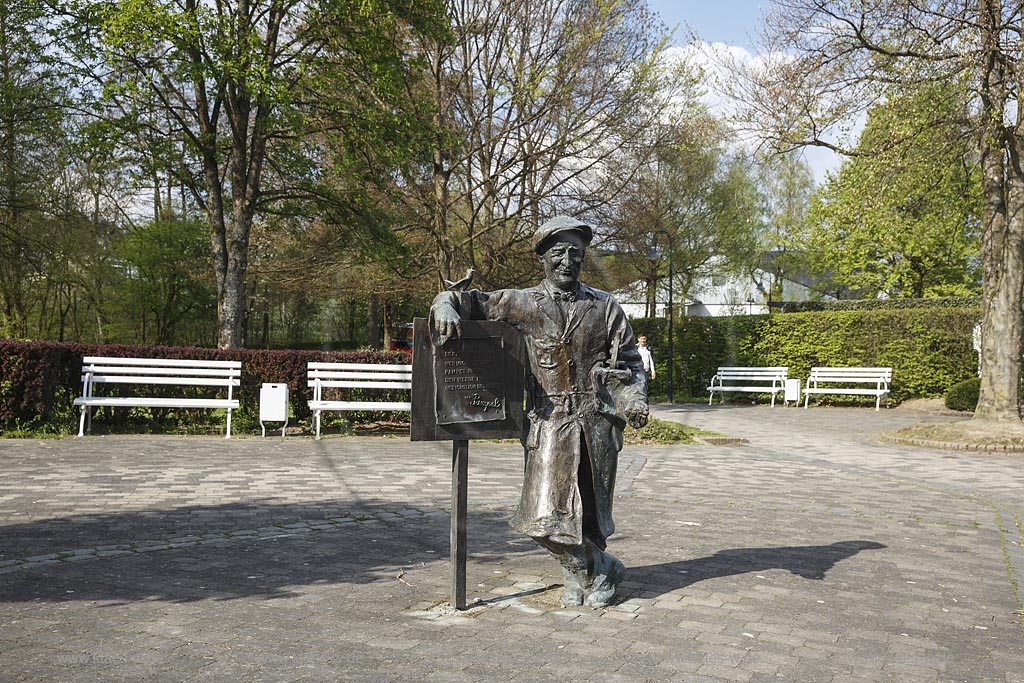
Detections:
[584, 557, 625, 608]
[560, 586, 585, 606]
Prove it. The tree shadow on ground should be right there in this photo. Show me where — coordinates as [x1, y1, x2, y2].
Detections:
[0, 500, 527, 604]
[626, 540, 887, 597]
[0, 498, 886, 606]
[0, 498, 455, 561]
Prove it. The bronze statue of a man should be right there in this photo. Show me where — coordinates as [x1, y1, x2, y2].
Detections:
[431, 215, 649, 607]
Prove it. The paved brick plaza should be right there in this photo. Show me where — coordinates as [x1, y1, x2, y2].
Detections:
[1, 405, 1022, 682]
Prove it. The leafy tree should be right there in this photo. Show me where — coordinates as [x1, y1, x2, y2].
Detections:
[399, 0, 689, 291]
[24, 184, 113, 342]
[245, 213, 434, 349]
[117, 218, 216, 345]
[726, 0, 1023, 423]
[0, 2, 127, 344]
[600, 117, 764, 313]
[757, 151, 815, 303]
[0, 0, 69, 337]
[803, 84, 981, 299]
[62, 0, 448, 348]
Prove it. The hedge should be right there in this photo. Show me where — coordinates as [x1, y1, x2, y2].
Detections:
[0, 341, 411, 435]
[779, 297, 979, 313]
[631, 307, 980, 403]
[0, 306, 986, 432]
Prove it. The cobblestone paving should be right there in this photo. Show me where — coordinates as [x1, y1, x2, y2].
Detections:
[1, 405, 1022, 682]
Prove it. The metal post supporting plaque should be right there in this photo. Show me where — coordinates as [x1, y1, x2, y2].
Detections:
[411, 318, 526, 611]
[451, 439, 469, 609]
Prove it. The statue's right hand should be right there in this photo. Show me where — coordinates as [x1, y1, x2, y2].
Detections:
[433, 306, 462, 346]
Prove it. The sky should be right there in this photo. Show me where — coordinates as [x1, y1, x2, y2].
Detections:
[645, 0, 768, 48]
[643, 1, 844, 183]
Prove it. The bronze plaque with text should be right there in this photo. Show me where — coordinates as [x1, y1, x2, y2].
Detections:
[435, 337, 507, 424]
[410, 318, 525, 441]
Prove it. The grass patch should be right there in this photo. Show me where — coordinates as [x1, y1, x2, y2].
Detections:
[888, 419, 1024, 448]
[625, 418, 721, 445]
[0, 420, 71, 439]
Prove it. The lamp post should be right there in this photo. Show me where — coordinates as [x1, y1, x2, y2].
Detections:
[651, 230, 674, 404]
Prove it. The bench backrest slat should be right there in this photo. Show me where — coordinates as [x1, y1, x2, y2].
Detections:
[308, 371, 413, 380]
[82, 356, 241, 369]
[716, 371, 787, 376]
[808, 367, 892, 381]
[310, 380, 412, 389]
[85, 376, 240, 387]
[715, 367, 788, 379]
[308, 362, 412, 372]
[82, 366, 240, 378]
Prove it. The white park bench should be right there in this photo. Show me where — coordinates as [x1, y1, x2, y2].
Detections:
[707, 366, 790, 407]
[307, 362, 412, 440]
[74, 356, 241, 438]
[802, 366, 893, 411]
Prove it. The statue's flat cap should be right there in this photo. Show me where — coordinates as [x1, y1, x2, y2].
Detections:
[533, 216, 593, 254]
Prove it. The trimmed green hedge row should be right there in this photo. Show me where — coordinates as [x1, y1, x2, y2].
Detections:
[779, 297, 979, 313]
[632, 307, 980, 403]
[0, 306, 984, 432]
[0, 341, 411, 435]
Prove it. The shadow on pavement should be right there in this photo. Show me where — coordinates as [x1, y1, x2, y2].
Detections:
[0, 501, 532, 604]
[0, 498, 886, 605]
[0, 498, 449, 560]
[629, 540, 887, 595]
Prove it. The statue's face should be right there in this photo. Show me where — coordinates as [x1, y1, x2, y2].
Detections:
[540, 231, 587, 291]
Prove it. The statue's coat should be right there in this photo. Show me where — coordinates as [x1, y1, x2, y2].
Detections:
[433, 280, 646, 545]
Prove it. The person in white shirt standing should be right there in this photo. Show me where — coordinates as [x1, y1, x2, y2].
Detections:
[637, 336, 656, 380]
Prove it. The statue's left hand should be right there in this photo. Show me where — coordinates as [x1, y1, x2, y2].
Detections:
[625, 402, 649, 429]
[432, 303, 463, 346]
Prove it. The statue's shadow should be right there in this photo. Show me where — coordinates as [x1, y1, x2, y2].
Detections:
[625, 540, 887, 597]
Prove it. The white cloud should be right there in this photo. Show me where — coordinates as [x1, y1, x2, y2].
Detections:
[660, 40, 846, 185]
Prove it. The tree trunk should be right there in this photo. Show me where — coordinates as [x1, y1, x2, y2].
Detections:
[382, 299, 392, 350]
[348, 298, 356, 343]
[215, 214, 251, 349]
[432, 139, 452, 287]
[189, 0, 277, 350]
[975, 0, 1024, 422]
[429, 43, 452, 289]
[367, 293, 381, 349]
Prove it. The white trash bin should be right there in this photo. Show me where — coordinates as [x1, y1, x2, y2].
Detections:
[784, 378, 802, 405]
[259, 383, 289, 436]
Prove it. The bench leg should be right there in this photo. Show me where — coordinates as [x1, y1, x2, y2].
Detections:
[708, 391, 713, 406]
[770, 392, 776, 408]
[804, 392, 809, 409]
[875, 395, 881, 411]
[78, 407, 87, 437]
[315, 411, 322, 441]
[225, 409, 232, 439]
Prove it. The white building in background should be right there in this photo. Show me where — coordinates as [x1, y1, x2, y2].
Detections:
[686, 266, 818, 317]
[613, 265, 819, 319]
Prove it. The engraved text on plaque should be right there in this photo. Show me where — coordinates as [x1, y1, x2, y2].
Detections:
[435, 337, 506, 424]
